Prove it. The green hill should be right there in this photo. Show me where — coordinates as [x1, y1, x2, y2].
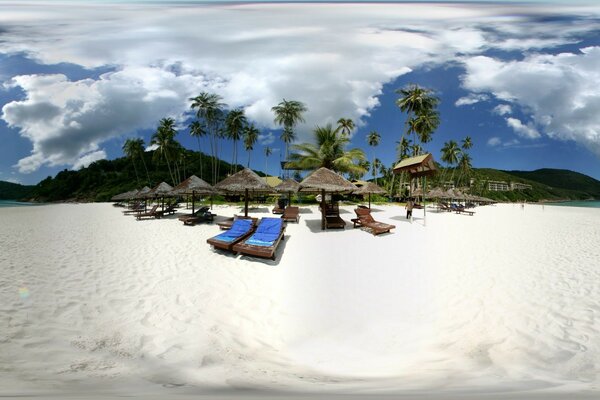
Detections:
[30, 149, 262, 202]
[503, 168, 600, 198]
[0, 180, 35, 200]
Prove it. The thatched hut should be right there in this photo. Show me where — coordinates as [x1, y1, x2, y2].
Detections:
[299, 167, 357, 230]
[111, 189, 138, 202]
[215, 168, 272, 217]
[353, 181, 387, 209]
[172, 175, 215, 214]
[274, 179, 300, 207]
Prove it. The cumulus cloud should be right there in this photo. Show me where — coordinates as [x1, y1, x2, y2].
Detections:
[72, 150, 106, 170]
[2, 68, 207, 172]
[455, 93, 489, 107]
[0, 1, 599, 171]
[493, 104, 512, 116]
[505, 117, 541, 139]
[461, 46, 600, 155]
[487, 137, 502, 147]
[258, 132, 276, 146]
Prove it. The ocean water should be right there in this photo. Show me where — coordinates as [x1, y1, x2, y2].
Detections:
[0, 200, 37, 208]
[547, 200, 600, 208]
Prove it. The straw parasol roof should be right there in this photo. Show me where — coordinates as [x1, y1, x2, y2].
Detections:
[134, 186, 151, 199]
[265, 176, 283, 188]
[274, 179, 300, 193]
[215, 168, 272, 217]
[172, 175, 214, 195]
[353, 181, 387, 195]
[215, 168, 272, 194]
[111, 189, 138, 201]
[393, 153, 437, 177]
[426, 188, 447, 198]
[299, 167, 357, 193]
[146, 182, 174, 198]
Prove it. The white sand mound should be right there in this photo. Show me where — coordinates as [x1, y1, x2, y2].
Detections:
[1, 202, 599, 398]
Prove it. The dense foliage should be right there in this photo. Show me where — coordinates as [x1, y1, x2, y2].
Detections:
[0, 181, 35, 200]
[29, 149, 249, 202]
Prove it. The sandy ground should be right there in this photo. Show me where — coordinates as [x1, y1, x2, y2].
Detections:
[0, 202, 599, 399]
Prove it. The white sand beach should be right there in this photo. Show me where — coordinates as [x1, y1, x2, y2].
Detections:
[1, 202, 599, 399]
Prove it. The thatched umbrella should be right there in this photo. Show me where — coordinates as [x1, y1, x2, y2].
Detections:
[426, 187, 447, 199]
[146, 182, 174, 211]
[172, 175, 214, 214]
[215, 168, 272, 217]
[353, 181, 387, 209]
[299, 167, 357, 230]
[111, 189, 138, 202]
[274, 179, 300, 207]
[134, 186, 151, 199]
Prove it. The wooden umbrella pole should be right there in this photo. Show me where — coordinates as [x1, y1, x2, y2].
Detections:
[192, 191, 195, 215]
[369, 192, 371, 209]
[423, 176, 427, 225]
[321, 189, 326, 230]
[244, 188, 249, 217]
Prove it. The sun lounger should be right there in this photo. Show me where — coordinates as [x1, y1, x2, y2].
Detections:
[438, 202, 452, 212]
[452, 204, 475, 216]
[207, 218, 255, 252]
[122, 203, 145, 214]
[178, 206, 214, 226]
[232, 217, 285, 260]
[320, 203, 345, 229]
[217, 215, 258, 230]
[155, 203, 178, 217]
[281, 206, 300, 223]
[136, 204, 160, 220]
[352, 208, 395, 235]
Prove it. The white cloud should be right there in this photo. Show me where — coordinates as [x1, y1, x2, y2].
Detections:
[455, 93, 489, 106]
[461, 46, 600, 154]
[145, 144, 159, 152]
[493, 104, 512, 116]
[258, 132, 276, 146]
[505, 117, 541, 139]
[0, 2, 599, 171]
[487, 137, 502, 147]
[2, 68, 206, 173]
[72, 150, 107, 170]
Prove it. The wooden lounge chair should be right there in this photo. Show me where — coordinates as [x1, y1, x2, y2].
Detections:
[207, 218, 255, 253]
[122, 203, 145, 214]
[136, 204, 160, 220]
[216, 215, 258, 230]
[452, 204, 475, 216]
[178, 206, 214, 226]
[155, 203, 178, 217]
[352, 208, 395, 235]
[233, 217, 286, 260]
[281, 206, 300, 223]
[319, 202, 345, 229]
[438, 202, 453, 212]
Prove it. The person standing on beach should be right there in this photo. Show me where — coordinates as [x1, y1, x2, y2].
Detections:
[406, 198, 414, 219]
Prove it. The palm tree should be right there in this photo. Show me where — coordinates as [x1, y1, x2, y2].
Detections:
[462, 136, 473, 150]
[122, 138, 141, 185]
[337, 118, 355, 137]
[441, 140, 461, 187]
[271, 99, 307, 160]
[188, 120, 206, 180]
[287, 124, 366, 175]
[224, 108, 247, 173]
[372, 158, 382, 186]
[396, 84, 440, 155]
[151, 117, 179, 185]
[366, 130, 380, 180]
[190, 92, 226, 185]
[457, 152, 473, 188]
[264, 146, 273, 177]
[244, 124, 259, 168]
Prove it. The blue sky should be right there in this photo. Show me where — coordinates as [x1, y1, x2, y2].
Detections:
[1, 1, 600, 185]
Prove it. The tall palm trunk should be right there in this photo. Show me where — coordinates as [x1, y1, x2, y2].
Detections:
[131, 159, 140, 186]
[196, 136, 203, 181]
[140, 152, 150, 186]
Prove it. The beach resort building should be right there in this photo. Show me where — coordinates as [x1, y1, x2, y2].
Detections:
[487, 180, 510, 191]
[511, 182, 533, 190]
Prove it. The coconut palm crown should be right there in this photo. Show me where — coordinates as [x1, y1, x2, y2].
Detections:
[286, 124, 366, 175]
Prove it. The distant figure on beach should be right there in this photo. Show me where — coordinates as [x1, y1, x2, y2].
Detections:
[406, 198, 414, 219]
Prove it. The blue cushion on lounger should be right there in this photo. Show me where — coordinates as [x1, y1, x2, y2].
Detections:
[214, 219, 253, 242]
[246, 218, 282, 245]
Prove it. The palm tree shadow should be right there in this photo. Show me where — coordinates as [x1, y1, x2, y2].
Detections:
[298, 207, 314, 214]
